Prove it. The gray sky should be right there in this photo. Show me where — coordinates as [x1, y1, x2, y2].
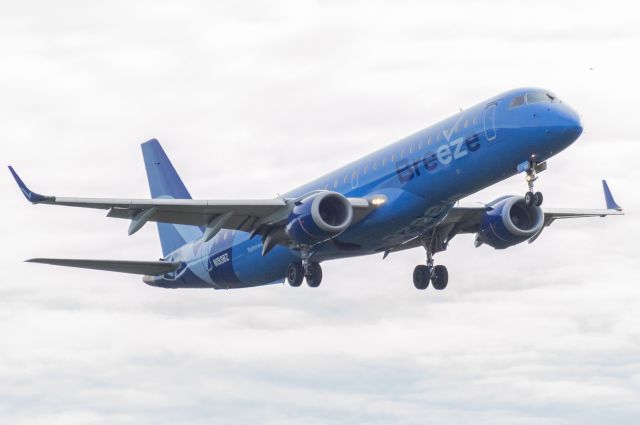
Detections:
[1, 1, 639, 424]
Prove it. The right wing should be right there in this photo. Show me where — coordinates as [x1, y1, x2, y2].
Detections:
[384, 180, 623, 255]
[26, 258, 181, 275]
[439, 180, 623, 239]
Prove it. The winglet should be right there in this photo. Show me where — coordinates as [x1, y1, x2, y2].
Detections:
[8, 166, 50, 203]
[602, 180, 622, 211]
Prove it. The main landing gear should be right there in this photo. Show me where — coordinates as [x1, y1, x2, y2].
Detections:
[413, 237, 449, 291]
[523, 159, 546, 207]
[413, 260, 448, 290]
[287, 248, 323, 288]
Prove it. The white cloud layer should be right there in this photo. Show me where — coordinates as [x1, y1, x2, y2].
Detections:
[1, 1, 639, 424]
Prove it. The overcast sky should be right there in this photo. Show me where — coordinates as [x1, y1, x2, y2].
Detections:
[1, 1, 639, 424]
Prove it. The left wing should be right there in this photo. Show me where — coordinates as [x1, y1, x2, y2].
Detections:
[8, 166, 373, 243]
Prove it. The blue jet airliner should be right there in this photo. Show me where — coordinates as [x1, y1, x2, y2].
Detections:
[9, 88, 623, 290]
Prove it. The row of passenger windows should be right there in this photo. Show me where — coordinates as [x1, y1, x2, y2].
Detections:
[321, 114, 483, 190]
[510, 92, 560, 108]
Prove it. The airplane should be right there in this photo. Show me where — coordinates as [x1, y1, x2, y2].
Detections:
[9, 87, 623, 291]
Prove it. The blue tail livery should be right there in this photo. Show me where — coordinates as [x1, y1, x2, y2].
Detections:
[9, 88, 623, 290]
[141, 139, 203, 257]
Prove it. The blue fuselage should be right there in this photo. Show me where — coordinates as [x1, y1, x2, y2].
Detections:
[145, 88, 583, 289]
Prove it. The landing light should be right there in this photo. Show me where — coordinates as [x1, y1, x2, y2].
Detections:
[370, 195, 387, 207]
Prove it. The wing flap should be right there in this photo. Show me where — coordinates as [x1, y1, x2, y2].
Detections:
[26, 258, 181, 275]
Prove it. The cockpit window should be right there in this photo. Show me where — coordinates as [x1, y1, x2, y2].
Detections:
[526, 92, 559, 104]
[526, 92, 549, 104]
[510, 95, 525, 108]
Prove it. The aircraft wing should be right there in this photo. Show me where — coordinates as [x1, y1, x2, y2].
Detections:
[26, 258, 181, 275]
[385, 180, 623, 254]
[444, 180, 622, 233]
[8, 166, 372, 241]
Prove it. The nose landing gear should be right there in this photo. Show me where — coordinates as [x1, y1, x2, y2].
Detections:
[522, 159, 546, 207]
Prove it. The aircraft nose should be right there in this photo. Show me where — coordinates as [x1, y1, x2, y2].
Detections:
[564, 113, 583, 140]
[549, 105, 583, 145]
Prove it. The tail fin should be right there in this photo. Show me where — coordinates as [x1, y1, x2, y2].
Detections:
[141, 139, 203, 256]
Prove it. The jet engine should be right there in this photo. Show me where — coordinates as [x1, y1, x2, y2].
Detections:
[285, 191, 353, 245]
[477, 196, 544, 249]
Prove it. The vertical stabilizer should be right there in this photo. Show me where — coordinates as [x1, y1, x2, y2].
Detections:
[141, 139, 203, 256]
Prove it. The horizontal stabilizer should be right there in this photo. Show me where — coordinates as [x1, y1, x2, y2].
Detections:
[26, 258, 181, 276]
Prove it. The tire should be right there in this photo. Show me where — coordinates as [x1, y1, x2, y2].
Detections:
[306, 262, 323, 288]
[524, 191, 534, 206]
[534, 191, 543, 207]
[432, 265, 448, 290]
[287, 262, 304, 287]
[413, 265, 430, 290]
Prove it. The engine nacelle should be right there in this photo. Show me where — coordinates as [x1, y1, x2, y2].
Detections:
[477, 196, 544, 249]
[285, 191, 353, 245]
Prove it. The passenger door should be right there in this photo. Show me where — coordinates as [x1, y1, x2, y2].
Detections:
[351, 168, 359, 189]
[484, 103, 497, 141]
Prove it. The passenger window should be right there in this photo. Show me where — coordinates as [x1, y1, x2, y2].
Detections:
[333, 179, 338, 188]
[382, 158, 387, 166]
[343, 175, 348, 184]
[510, 95, 525, 108]
[472, 116, 477, 125]
[428, 136, 432, 145]
[464, 119, 469, 128]
[363, 165, 368, 175]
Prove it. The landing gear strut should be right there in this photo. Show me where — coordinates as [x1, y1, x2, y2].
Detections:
[523, 159, 545, 207]
[413, 235, 448, 291]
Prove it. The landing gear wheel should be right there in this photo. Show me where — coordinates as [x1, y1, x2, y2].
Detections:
[413, 265, 431, 290]
[524, 191, 534, 206]
[431, 265, 448, 290]
[306, 262, 323, 288]
[286, 262, 304, 287]
[534, 191, 543, 207]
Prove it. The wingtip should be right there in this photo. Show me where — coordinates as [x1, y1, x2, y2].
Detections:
[141, 138, 160, 146]
[8, 166, 48, 203]
[602, 180, 622, 211]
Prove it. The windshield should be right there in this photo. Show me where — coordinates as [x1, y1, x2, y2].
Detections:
[509, 95, 525, 108]
[526, 92, 560, 104]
